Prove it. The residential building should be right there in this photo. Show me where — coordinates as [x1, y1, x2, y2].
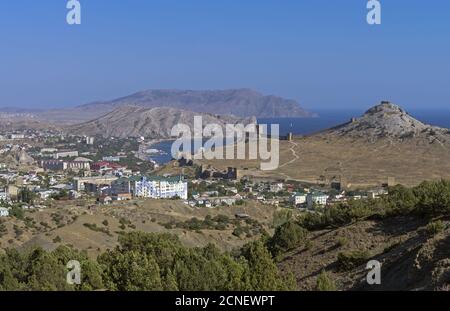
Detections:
[112, 193, 132, 201]
[73, 176, 118, 191]
[91, 161, 124, 172]
[133, 175, 188, 200]
[270, 183, 284, 193]
[368, 189, 388, 199]
[8, 134, 25, 140]
[41, 148, 58, 154]
[306, 191, 329, 209]
[53, 150, 78, 159]
[290, 191, 307, 206]
[7, 184, 19, 201]
[0, 207, 9, 217]
[85, 136, 95, 145]
[0, 188, 10, 202]
[98, 195, 112, 205]
[41, 159, 90, 172]
[41, 160, 67, 171]
[67, 160, 91, 171]
[111, 178, 132, 195]
[102, 156, 122, 162]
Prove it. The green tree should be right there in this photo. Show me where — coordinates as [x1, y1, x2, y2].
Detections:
[99, 250, 162, 291]
[242, 241, 297, 291]
[316, 270, 337, 291]
[268, 221, 308, 256]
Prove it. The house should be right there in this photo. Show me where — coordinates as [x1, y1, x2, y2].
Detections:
[8, 134, 25, 140]
[53, 150, 78, 159]
[98, 195, 112, 205]
[7, 184, 19, 201]
[91, 161, 124, 172]
[210, 196, 237, 206]
[0, 188, 10, 202]
[0, 207, 9, 217]
[112, 193, 132, 201]
[38, 190, 57, 200]
[85, 137, 95, 145]
[73, 176, 118, 192]
[290, 191, 307, 206]
[307, 191, 329, 209]
[69, 190, 81, 199]
[102, 156, 122, 162]
[367, 189, 388, 199]
[270, 183, 284, 193]
[41, 148, 58, 154]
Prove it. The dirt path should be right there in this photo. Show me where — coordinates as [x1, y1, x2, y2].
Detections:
[279, 140, 300, 168]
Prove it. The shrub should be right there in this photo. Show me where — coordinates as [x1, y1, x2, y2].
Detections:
[83, 223, 112, 236]
[232, 226, 244, 237]
[425, 220, 445, 236]
[53, 236, 62, 243]
[316, 270, 337, 291]
[268, 221, 308, 256]
[336, 237, 348, 248]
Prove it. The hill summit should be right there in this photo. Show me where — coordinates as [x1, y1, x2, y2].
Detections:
[327, 101, 450, 143]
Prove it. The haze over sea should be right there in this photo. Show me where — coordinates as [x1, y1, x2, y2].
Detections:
[150, 109, 450, 165]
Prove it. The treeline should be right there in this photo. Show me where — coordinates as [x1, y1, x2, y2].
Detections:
[0, 232, 296, 291]
[267, 180, 450, 256]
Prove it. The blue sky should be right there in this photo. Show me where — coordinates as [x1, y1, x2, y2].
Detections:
[0, 0, 449, 110]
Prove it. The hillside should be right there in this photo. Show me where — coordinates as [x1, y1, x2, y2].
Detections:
[68, 105, 255, 138]
[0, 113, 60, 131]
[277, 215, 450, 291]
[325, 102, 450, 144]
[197, 101, 450, 187]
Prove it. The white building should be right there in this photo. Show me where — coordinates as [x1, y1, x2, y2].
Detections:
[0, 207, 9, 217]
[53, 151, 78, 159]
[133, 175, 188, 200]
[0, 188, 10, 202]
[306, 191, 329, 209]
[8, 134, 25, 140]
[102, 156, 121, 162]
[270, 183, 284, 193]
[85, 136, 95, 145]
[41, 148, 58, 154]
[290, 191, 307, 206]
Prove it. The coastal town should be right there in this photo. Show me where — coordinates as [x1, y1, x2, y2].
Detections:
[0, 128, 391, 220]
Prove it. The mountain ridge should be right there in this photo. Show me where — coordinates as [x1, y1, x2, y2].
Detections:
[68, 105, 256, 139]
[77, 88, 314, 118]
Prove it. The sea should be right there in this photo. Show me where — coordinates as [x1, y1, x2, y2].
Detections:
[148, 109, 450, 165]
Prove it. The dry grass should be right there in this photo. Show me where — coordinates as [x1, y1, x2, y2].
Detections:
[0, 199, 279, 258]
[198, 135, 450, 188]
